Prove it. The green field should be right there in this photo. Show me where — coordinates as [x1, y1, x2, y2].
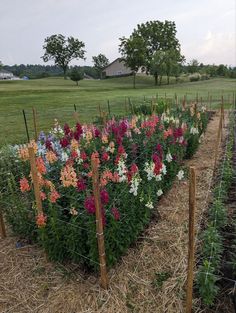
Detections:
[0, 76, 235, 146]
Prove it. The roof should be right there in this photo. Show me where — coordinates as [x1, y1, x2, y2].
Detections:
[102, 58, 124, 70]
[0, 69, 13, 74]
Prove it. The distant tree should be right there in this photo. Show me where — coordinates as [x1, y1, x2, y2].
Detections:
[70, 68, 83, 86]
[119, 34, 147, 88]
[187, 59, 199, 74]
[42, 34, 86, 79]
[164, 49, 184, 84]
[92, 54, 109, 79]
[216, 64, 228, 76]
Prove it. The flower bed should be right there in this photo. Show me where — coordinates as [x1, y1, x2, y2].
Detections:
[2, 105, 208, 270]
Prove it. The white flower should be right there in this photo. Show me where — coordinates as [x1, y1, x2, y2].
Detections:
[129, 175, 142, 196]
[144, 161, 155, 180]
[161, 163, 167, 175]
[61, 151, 69, 162]
[166, 153, 173, 163]
[145, 201, 154, 209]
[155, 174, 162, 181]
[190, 127, 199, 135]
[201, 106, 206, 113]
[117, 159, 127, 182]
[177, 170, 184, 180]
[157, 189, 163, 197]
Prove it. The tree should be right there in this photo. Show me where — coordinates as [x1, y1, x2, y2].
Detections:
[150, 51, 166, 85]
[187, 59, 199, 74]
[119, 34, 146, 88]
[70, 68, 83, 86]
[216, 64, 228, 76]
[92, 54, 109, 79]
[164, 49, 184, 84]
[42, 34, 86, 79]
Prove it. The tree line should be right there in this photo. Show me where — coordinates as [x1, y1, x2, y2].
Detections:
[1, 20, 235, 86]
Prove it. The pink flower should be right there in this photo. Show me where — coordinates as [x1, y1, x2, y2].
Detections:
[36, 213, 47, 228]
[40, 191, 47, 200]
[49, 190, 60, 203]
[81, 151, 87, 161]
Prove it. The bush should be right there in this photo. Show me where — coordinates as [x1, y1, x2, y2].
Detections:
[189, 73, 201, 82]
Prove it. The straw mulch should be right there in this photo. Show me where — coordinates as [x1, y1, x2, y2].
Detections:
[0, 111, 227, 313]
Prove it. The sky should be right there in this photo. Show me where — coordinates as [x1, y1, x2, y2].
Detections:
[0, 0, 235, 67]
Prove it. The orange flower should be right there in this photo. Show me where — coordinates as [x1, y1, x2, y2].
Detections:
[46, 151, 58, 164]
[36, 157, 47, 174]
[20, 177, 31, 192]
[60, 165, 77, 187]
[36, 213, 47, 228]
[49, 190, 60, 203]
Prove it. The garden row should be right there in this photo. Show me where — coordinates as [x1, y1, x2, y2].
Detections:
[196, 109, 236, 307]
[0, 103, 209, 271]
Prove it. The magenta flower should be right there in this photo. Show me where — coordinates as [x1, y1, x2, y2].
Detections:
[111, 207, 120, 221]
[84, 196, 96, 214]
[100, 189, 109, 204]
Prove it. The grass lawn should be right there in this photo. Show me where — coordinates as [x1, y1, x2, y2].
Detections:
[0, 76, 235, 146]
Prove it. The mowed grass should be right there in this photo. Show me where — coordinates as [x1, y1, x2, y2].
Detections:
[0, 76, 235, 146]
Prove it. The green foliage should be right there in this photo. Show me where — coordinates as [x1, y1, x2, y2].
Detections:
[92, 54, 109, 79]
[197, 260, 219, 306]
[70, 68, 83, 86]
[42, 34, 86, 78]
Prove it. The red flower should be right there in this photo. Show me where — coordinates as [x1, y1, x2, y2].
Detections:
[77, 178, 87, 191]
[84, 196, 96, 214]
[111, 207, 120, 221]
[94, 128, 100, 138]
[64, 123, 70, 135]
[102, 152, 110, 162]
[74, 123, 83, 139]
[130, 163, 138, 175]
[118, 145, 125, 155]
[83, 162, 89, 169]
[60, 137, 69, 148]
[80, 151, 87, 161]
[100, 189, 109, 204]
[71, 150, 78, 159]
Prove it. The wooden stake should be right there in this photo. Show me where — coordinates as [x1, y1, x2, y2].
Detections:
[91, 157, 109, 289]
[32, 108, 38, 141]
[0, 209, 6, 238]
[186, 166, 196, 313]
[28, 147, 43, 214]
[221, 96, 225, 129]
[22, 109, 30, 143]
[107, 100, 111, 115]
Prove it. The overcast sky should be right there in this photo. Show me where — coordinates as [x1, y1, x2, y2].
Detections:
[0, 0, 235, 66]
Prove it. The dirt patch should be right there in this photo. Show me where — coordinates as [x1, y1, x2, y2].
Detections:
[0, 111, 227, 313]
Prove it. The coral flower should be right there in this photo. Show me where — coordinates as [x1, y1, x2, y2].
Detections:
[18, 147, 29, 161]
[20, 177, 31, 192]
[36, 157, 47, 174]
[60, 165, 77, 187]
[40, 191, 47, 200]
[36, 213, 47, 228]
[49, 190, 60, 203]
[46, 151, 58, 164]
[91, 151, 100, 167]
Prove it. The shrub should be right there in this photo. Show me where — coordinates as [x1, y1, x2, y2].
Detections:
[189, 73, 201, 82]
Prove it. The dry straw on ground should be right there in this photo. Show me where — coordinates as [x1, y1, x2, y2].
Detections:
[0, 112, 227, 313]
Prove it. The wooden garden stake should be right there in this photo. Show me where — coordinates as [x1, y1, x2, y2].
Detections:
[22, 109, 30, 143]
[221, 96, 225, 129]
[91, 157, 109, 289]
[186, 166, 196, 313]
[107, 100, 111, 115]
[0, 209, 6, 238]
[32, 108, 38, 141]
[28, 147, 43, 215]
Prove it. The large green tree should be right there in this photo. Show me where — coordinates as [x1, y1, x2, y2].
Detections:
[119, 34, 146, 88]
[42, 34, 86, 79]
[92, 54, 109, 79]
[150, 51, 166, 85]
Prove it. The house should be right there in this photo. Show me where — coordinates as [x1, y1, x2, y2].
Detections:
[0, 69, 14, 80]
[102, 58, 132, 78]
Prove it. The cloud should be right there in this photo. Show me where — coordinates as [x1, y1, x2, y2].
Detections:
[183, 31, 236, 66]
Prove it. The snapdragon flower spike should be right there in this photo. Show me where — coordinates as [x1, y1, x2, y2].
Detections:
[77, 178, 87, 191]
[60, 137, 70, 148]
[64, 123, 71, 136]
[100, 189, 109, 205]
[84, 196, 96, 214]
